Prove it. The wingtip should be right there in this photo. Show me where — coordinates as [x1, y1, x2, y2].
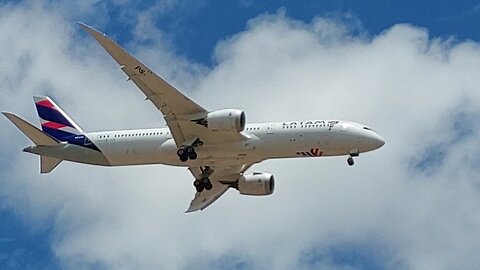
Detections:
[184, 207, 200, 213]
[2, 112, 22, 127]
[77, 21, 90, 29]
[78, 22, 105, 37]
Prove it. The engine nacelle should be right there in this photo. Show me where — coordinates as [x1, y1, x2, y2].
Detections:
[238, 172, 275, 196]
[205, 109, 246, 132]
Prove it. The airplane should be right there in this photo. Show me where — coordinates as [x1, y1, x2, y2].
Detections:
[2, 23, 385, 212]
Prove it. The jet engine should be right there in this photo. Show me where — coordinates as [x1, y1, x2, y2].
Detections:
[238, 172, 275, 196]
[201, 109, 246, 132]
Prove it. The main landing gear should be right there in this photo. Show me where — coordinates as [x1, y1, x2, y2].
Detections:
[194, 177, 213, 192]
[177, 138, 203, 162]
[193, 166, 213, 192]
[177, 146, 197, 162]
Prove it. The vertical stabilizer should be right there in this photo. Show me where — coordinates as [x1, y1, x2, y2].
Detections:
[33, 96, 84, 141]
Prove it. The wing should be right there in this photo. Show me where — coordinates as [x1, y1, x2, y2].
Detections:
[186, 164, 253, 212]
[79, 23, 208, 146]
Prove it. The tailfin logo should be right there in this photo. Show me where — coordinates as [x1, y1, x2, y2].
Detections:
[297, 148, 323, 157]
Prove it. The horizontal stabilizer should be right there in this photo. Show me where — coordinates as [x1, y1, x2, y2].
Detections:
[2, 112, 59, 146]
[41, 156, 62, 174]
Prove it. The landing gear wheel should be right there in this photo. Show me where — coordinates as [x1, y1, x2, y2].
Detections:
[177, 148, 188, 162]
[188, 151, 198, 160]
[178, 146, 197, 162]
[194, 179, 204, 193]
[347, 156, 354, 166]
[196, 185, 204, 193]
[186, 146, 195, 154]
[204, 181, 213, 190]
[179, 153, 188, 162]
[202, 178, 213, 190]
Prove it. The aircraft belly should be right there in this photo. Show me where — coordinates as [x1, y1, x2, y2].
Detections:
[253, 130, 355, 159]
[96, 138, 178, 166]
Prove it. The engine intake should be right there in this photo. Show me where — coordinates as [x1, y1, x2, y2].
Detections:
[238, 172, 275, 196]
[200, 109, 246, 132]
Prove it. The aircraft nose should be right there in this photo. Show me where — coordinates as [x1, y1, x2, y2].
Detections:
[375, 134, 385, 148]
[360, 127, 385, 150]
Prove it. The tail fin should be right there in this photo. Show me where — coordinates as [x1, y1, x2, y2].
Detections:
[33, 96, 84, 141]
[2, 112, 59, 146]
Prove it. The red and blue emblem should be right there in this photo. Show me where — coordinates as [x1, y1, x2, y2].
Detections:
[297, 148, 323, 157]
[34, 96, 99, 151]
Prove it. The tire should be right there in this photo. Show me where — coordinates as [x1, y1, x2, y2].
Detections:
[196, 185, 204, 193]
[186, 146, 194, 153]
[204, 182, 213, 190]
[177, 148, 185, 157]
[189, 152, 198, 160]
[347, 157, 354, 166]
[180, 153, 188, 162]
[202, 178, 213, 190]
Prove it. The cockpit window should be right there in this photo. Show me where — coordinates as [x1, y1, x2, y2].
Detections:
[363, 127, 375, 132]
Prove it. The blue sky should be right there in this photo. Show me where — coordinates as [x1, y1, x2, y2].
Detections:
[1, 0, 480, 269]
[96, 0, 480, 66]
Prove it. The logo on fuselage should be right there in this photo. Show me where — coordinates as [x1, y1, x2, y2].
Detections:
[283, 120, 339, 130]
[297, 148, 323, 157]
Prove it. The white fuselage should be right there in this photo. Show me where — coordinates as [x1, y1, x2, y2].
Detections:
[36, 120, 384, 168]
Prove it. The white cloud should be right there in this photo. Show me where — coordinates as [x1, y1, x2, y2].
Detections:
[1, 3, 480, 270]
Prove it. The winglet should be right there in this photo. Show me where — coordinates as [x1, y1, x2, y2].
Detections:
[78, 22, 134, 67]
[78, 22, 107, 40]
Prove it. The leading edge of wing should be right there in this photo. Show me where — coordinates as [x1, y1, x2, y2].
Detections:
[78, 22, 206, 116]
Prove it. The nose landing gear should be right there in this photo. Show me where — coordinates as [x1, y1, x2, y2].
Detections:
[347, 149, 359, 166]
[347, 156, 354, 166]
